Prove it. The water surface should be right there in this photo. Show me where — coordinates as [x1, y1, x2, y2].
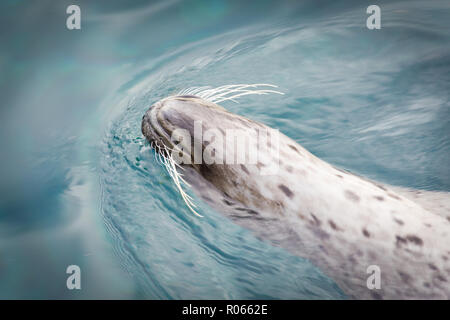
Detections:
[0, 0, 449, 299]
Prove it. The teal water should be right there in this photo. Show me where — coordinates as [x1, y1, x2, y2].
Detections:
[0, 0, 449, 299]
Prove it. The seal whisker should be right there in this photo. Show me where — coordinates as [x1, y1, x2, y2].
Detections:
[190, 84, 284, 104]
[199, 84, 259, 101]
[177, 84, 283, 104]
[165, 154, 202, 217]
[214, 89, 284, 103]
[196, 84, 239, 100]
[152, 141, 202, 217]
[179, 86, 211, 96]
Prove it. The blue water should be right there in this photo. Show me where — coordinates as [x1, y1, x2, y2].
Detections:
[0, 0, 449, 299]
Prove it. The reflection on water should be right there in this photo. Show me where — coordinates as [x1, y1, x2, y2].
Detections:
[0, 0, 449, 299]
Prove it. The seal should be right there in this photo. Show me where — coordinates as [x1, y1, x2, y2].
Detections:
[141, 84, 450, 299]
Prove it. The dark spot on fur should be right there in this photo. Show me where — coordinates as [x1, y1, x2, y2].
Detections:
[336, 174, 343, 178]
[396, 234, 423, 246]
[177, 95, 199, 99]
[388, 193, 401, 200]
[424, 282, 431, 288]
[394, 218, 404, 226]
[406, 235, 423, 246]
[344, 190, 360, 202]
[274, 200, 285, 211]
[240, 164, 249, 174]
[223, 199, 234, 206]
[396, 235, 407, 246]
[237, 118, 251, 129]
[362, 229, 370, 238]
[236, 207, 257, 214]
[436, 275, 447, 282]
[288, 144, 300, 153]
[278, 184, 294, 198]
[428, 263, 438, 271]
[376, 184, 387, 191]
[335, 167, 348, 175]
[310, 214, 321, 226]
[236, 207, 258, 215]
[374, 196, 384, 201]
[348, 255, 357, 264]
[256, 162, 265, 169]
[286, 165, 293, 173]
[328, 220, 340, 231]
[447, 216, 450, 223]
[424, 223, 432, 228]
[312, 228, 330, 240]
[398, 271, 411, 283]
[319, 245, 328, 254]
[371, 291, 382, 300]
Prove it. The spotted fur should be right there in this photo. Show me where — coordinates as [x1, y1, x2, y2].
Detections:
[142, 93, 450, 300]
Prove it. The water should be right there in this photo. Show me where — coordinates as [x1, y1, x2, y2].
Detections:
[0, 0, 449, 299]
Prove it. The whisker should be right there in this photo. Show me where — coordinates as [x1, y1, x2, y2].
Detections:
[176, 83, 283, 104]
[151, 140, 202, 217]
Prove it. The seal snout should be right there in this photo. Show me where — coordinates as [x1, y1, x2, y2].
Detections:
[141, 95, 228, 155]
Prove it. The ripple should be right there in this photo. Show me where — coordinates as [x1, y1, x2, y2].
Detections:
[98, 0, 449, 299]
